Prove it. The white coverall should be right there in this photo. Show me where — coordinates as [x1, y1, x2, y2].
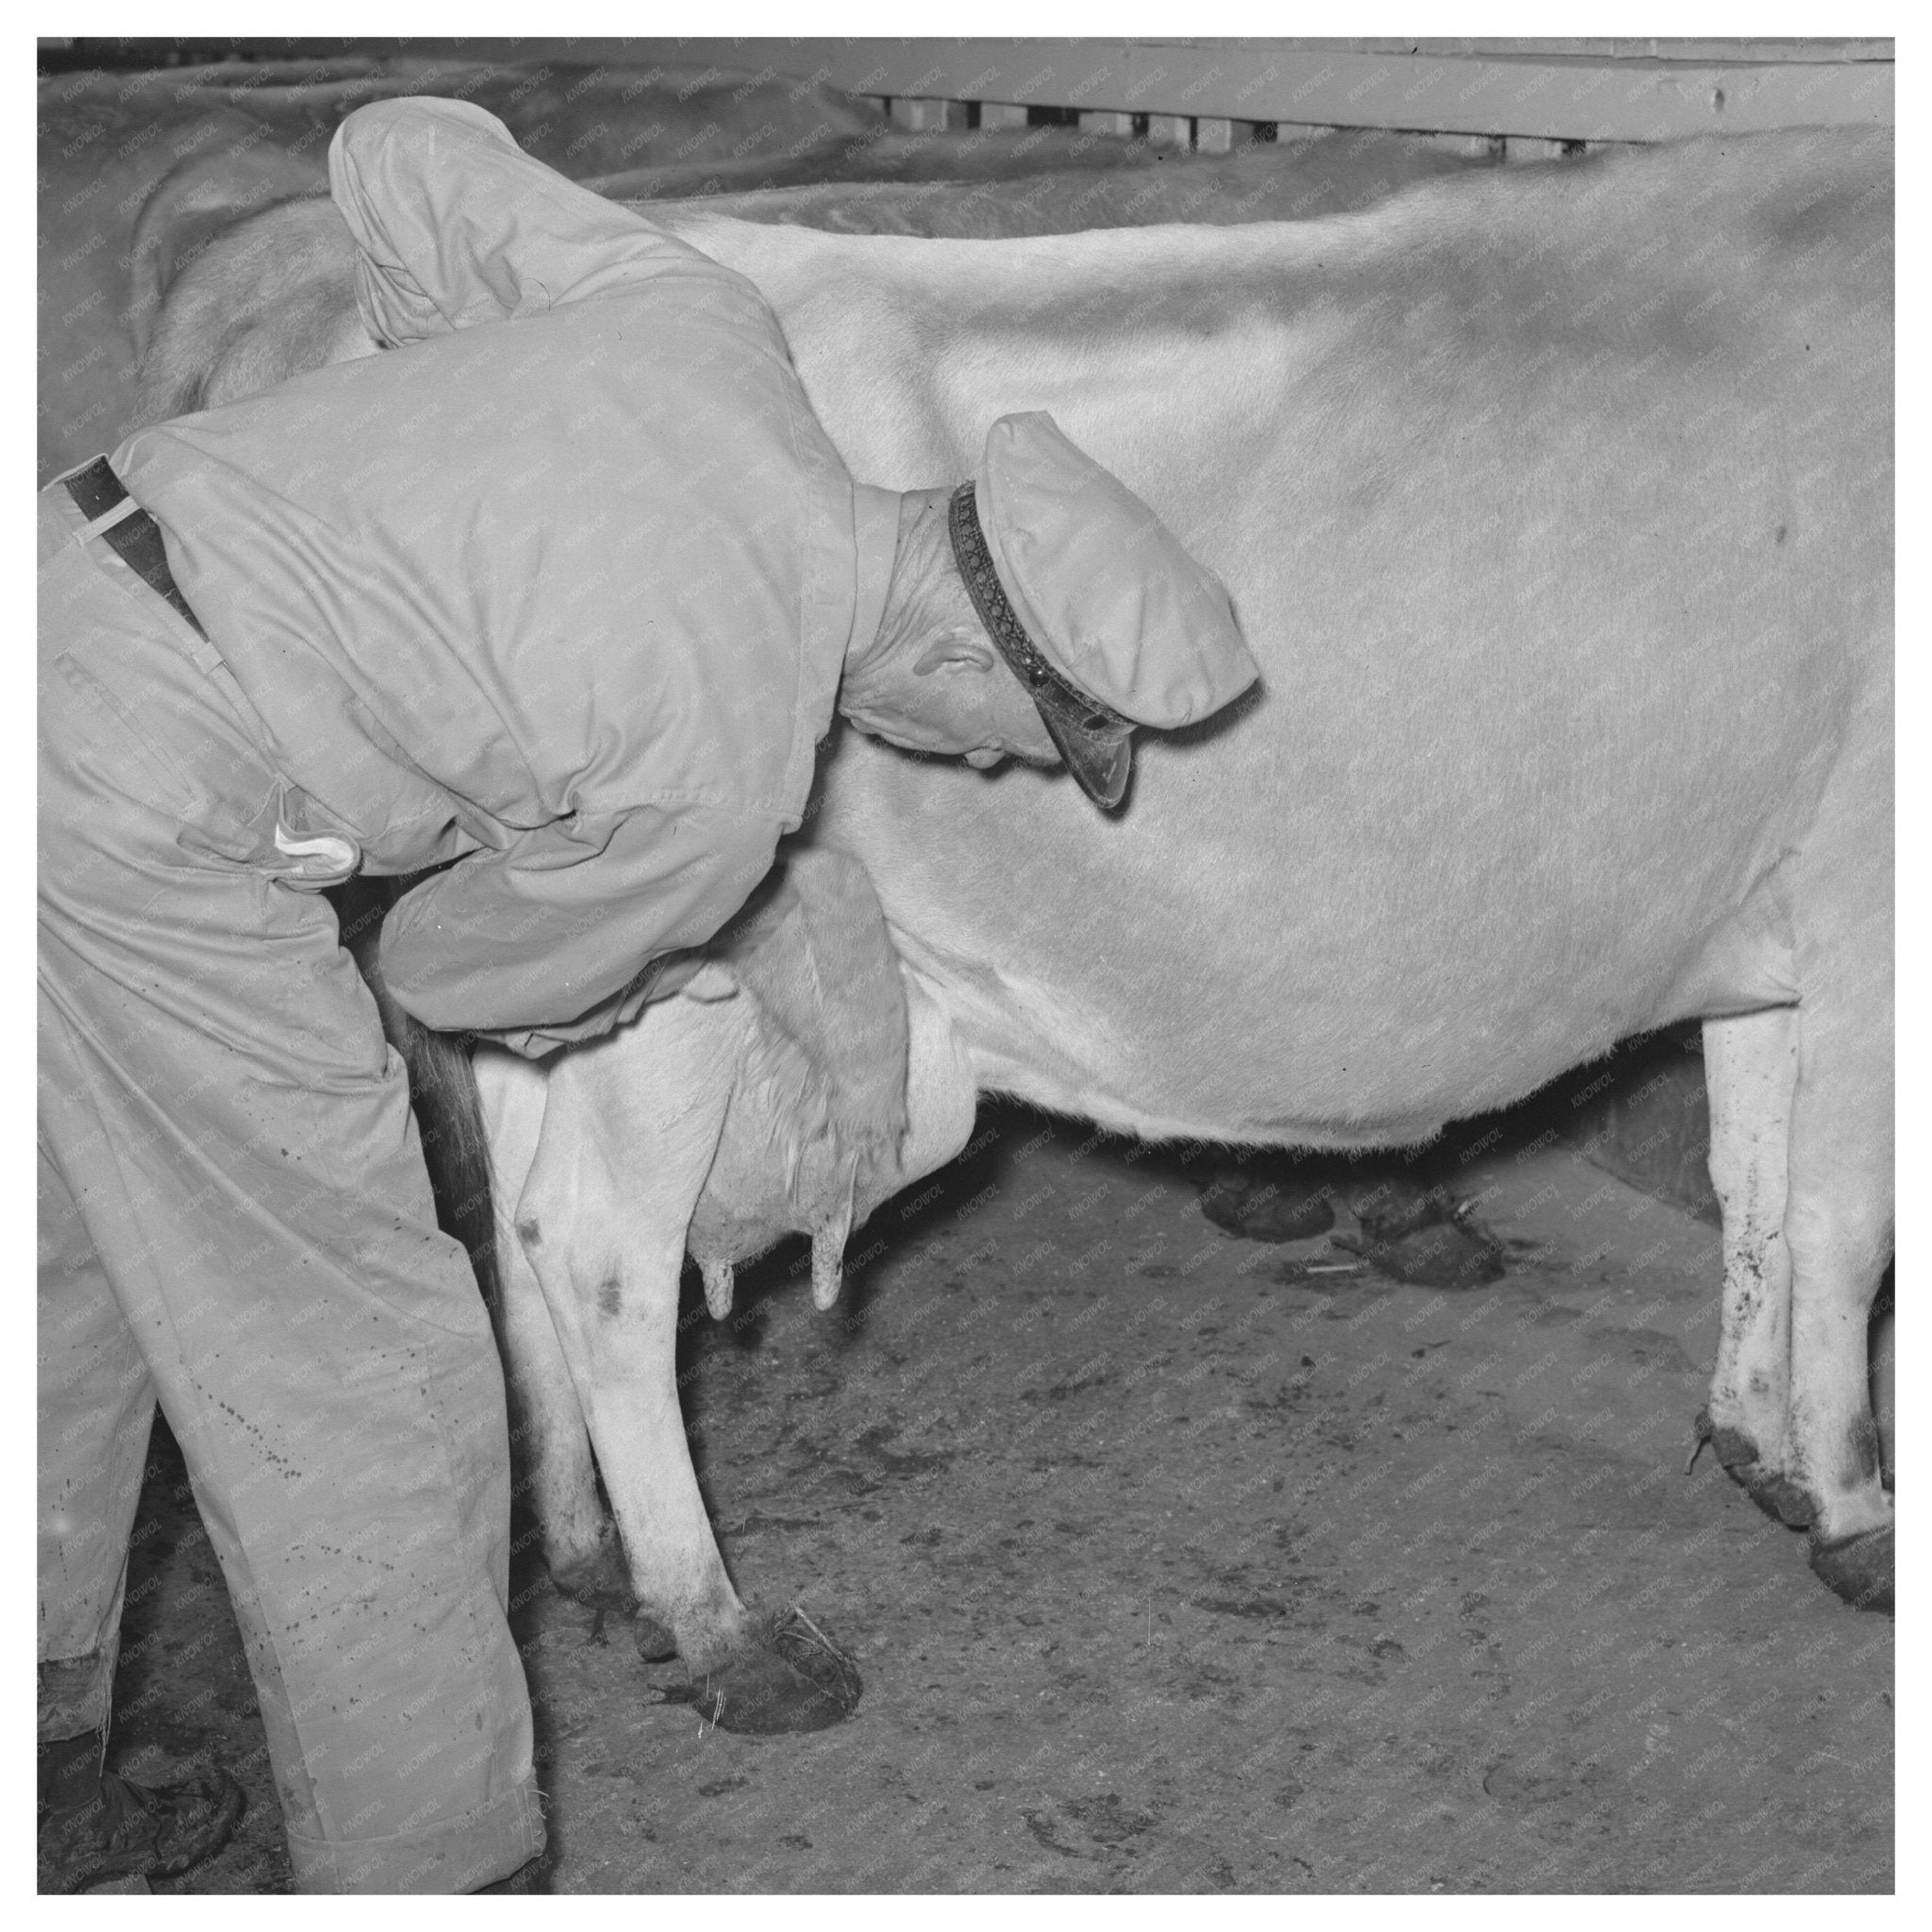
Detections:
[39, 97, 897, 1890]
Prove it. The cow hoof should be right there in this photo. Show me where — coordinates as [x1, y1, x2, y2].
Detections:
[1335, 1221, 1505, 1290]
[658, 1607, 862, 1734]
[1346, 1175, 1457, 1241]
[1200, 1170, 1335, 1242]
[1809, 1525, 1893, 1614]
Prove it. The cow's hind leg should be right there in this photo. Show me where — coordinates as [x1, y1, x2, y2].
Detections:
[515, 1019, 749, 1656]
[520, 1002, 862, 1731]
[474, 1049, 657, 1634]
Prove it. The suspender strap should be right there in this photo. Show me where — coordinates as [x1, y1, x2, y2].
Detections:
[64, 457, 209, 641]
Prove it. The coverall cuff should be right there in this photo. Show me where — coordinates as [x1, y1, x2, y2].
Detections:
[286, 1774, 545, 1894]
[38, 1650, 115, 1738]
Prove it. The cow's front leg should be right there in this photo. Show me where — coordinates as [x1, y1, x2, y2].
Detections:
[1701, 1008, 1805, 1520]
[519, 995, 862, 1729]
[1702, 995, 1894, 1613]
[1781, 974, 1893, 1611]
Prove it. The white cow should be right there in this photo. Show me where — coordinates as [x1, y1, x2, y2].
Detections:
[137, 125, 1895, 1723]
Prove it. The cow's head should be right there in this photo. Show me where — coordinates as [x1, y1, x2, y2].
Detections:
[132, 194, 375, 431]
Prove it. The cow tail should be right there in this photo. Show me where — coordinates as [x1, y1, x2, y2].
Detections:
[329, 879, 500, 1311]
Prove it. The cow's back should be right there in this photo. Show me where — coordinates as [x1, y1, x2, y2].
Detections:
[686, 129, 1891, 1146]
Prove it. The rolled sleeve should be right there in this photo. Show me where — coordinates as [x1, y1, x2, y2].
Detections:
[328, 96, 730, 344]
[377, 800, 783, 1049]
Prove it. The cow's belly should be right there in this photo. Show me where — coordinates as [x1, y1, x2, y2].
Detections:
[818, 730, 1807, 1147]
[794, 236, 1886, 1148]
[809, 442, 1878, 1147]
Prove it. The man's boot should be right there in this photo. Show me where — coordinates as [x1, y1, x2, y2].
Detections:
[38, 1727, 245, 1894]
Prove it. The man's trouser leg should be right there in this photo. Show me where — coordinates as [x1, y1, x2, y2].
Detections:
[38, 1143, 153, 1749]
[38, 482, 544, 1892]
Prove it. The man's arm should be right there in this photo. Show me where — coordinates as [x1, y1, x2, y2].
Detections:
[377, 799, 784, 1053]
[327, 96, 740, 345]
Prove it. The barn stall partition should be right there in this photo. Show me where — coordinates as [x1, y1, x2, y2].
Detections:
[654, 34, 1891, 150]
[42, 35, 1893, 153]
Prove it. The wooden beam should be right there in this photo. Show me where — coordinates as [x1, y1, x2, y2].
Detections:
[642, 40, 1893, 139]
[82, 36, 1898, 73]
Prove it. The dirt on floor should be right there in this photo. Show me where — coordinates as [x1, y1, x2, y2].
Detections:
[113, 1088, 1893, 1894]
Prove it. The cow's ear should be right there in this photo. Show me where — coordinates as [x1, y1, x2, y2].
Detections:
[912, 629, 997, 676]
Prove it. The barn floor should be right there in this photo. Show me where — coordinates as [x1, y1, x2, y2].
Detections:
[114, 1098, 1893, 1894]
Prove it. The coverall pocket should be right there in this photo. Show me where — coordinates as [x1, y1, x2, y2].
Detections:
[49, 648, 275, 866]
[51, 652, 199, 819]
